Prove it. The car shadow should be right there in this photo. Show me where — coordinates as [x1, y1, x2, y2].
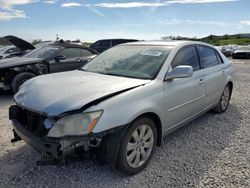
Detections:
[0, 91, 13, 105]
[0, 104, 241, 187]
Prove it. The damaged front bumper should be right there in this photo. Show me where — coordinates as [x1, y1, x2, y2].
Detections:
[9, 105, 128, 165]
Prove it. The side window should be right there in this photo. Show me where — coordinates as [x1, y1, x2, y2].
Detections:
[80, 49, 93, 56]
[197, 46, 220, 68]
[216, 51, 224, 64]
[58, 48, 81, 59]
[172, 46, 200, 71]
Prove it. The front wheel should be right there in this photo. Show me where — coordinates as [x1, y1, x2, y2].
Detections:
[117, 117, 157, 175]
[11, 72, 35, 94]
[213, 84, 231, 113]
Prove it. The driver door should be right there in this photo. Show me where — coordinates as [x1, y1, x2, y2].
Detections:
[164, 45, 207, 129]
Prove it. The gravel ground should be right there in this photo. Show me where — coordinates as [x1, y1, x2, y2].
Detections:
[0, 59, 249, 188]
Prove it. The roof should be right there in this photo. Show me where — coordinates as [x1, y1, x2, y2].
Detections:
[121, 40, 210, 47]
[95, 39, 138, 42]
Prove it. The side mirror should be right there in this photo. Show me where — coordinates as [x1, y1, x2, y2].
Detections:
[55, 55, 66, 61]
[165, 65, 193, 81]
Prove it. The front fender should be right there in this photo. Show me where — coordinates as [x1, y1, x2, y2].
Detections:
[87, 81, 165, 133]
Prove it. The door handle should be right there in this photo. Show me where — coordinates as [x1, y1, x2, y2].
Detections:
[76, 58, 81, 62]
[199, 78, 206, 84]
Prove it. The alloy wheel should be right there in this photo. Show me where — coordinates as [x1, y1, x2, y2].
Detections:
[221, 86, 230, 111]
[126, 124, 154, 168]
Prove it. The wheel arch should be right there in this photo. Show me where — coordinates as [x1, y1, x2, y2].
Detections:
[132, 112, 162, 146]
[227, 81, 233, 100]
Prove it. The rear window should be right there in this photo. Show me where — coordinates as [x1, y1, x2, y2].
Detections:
[98, 40, 110, 47]
[112, 40, 124, 46]
[197, 46, 220, 68]
[216, 52, 223, 64]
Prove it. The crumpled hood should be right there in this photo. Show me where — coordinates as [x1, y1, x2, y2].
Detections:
[0, 57, 43, 68]
[15, 70, 150, 116]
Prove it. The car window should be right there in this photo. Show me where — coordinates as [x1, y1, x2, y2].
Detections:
[59, 48, 81, 58]
[5, 47, 20, 54]
[24, 46, 61, 59]
[80, 49, 93, 56]
[99, 40, 110, 47]
[197, 46, 220, 68]
[172, 46, 200, 71]
[112, 40, 123, 46]
[216, 52, 223, 64]
[83, 45, 172, 79]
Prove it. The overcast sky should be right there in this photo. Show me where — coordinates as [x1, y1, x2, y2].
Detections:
[0, 0, 250, 42]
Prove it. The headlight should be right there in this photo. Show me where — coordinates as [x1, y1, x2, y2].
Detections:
[47, 110, 103, 138]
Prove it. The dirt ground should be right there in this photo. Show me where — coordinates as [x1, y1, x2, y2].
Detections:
[0, 59, 249, 188]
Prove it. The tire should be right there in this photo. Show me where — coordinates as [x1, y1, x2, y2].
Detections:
[11, 72, 35, 94]
[213, 84, 231, 113]
[117, 117, 157, 175]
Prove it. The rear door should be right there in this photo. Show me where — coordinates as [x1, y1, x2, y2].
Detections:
[196, 45, 226, 106]
[49, 48, 82, 73]
[164, 45, 207, 128]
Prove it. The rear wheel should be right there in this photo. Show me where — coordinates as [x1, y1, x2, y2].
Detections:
[117, 117, 157, 175]
[11, 72, 35, 94]
[213, 84, 231, 113]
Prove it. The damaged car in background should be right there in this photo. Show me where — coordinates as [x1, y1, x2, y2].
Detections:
[9, 41, 234, 175]
[0, 36, 35, 59]
[0, 40, 98, 93]
[232, 46, 250, 59]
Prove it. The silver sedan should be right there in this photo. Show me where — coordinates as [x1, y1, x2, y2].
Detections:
[10, 41, 234, 175]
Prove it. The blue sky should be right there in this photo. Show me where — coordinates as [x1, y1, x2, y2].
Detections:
[0, 0, 250, 42]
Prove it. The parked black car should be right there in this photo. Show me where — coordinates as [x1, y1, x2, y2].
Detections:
[232, 46, 250, 59]
[0, 35, 35, 59]
[0, 41, 98, 93]
[90, 39, 138, 53]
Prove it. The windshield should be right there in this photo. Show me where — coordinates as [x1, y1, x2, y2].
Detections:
[0, 46, 13, 53]
[24, 46, 61, 59]
[83, 45, 172, 79]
